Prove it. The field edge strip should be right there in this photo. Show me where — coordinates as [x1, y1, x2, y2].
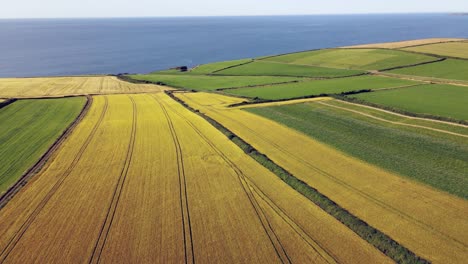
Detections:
[0, 95, 92, 210]
[165, 90, 430, 264]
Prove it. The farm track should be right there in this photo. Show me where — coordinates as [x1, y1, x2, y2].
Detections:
[89, 96, 137, 264]
[177, 92, 468, 263]
[157, 95, 295, 264]
[317, 101, 468, 137]
[0, 96, 109, 263]
[152, 95, 195, 264]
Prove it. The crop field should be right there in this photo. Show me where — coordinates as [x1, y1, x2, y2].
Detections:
[0, 97, 86, 194]
[247, 99, 468, 198]
[128, 74, 300, 91]
[214, 61, 365, 77]
[388, 58, 468, 81]
[0, 93, 391, 263]
[225, 75, 420, 100]
[0, 76, 165, 98]
[343, 38, 465, 49]
[351, 84, 468, 121]
[176, 91, 468, 263]
[261, 48, 437, 70]
[189, 58, 253, 73]
[402, 41, 468, 58]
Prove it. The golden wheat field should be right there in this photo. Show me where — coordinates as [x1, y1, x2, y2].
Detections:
[0, 76, 166, 98]
[176, 92, 468, 264]
[402, 41, 468, 58]
[0, 92, 391, 263]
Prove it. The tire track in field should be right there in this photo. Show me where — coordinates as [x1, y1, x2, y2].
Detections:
[0, 96, 109, 263]
[316, 101, 468, 138]
[89, 95, 138, 264]
[203, 104, 468, 250]
[157, 95, 306, 264]
[152, 95, 195, 264]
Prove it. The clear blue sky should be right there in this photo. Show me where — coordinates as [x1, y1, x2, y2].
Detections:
[1, 0, 467, 19]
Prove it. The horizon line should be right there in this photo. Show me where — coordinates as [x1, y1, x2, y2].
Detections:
[0, 12, 466, 20]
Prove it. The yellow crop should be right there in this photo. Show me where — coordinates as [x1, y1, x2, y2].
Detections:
[0, 76, 166, 98]
[176, 91, 468, 264]
[343, 38, 466, 49]
[403, 42, 468, 59]
[0, 93, 390, 263]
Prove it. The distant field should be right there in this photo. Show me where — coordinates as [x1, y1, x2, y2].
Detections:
[343, 38, 465, 49]
[190, 59, 252, 73]
[389, 58, 468, 81]
[352, 84, 468, 120]
[214, 61, 364, 77]
[0, 97, 85, 194]
[129, 74, 300, 91]
[402, 42, 468, 59]
[248, 100, 468, 199]
[0, 76, 165, 98]
[262, 48, 436, 70]
[225, 75, 420, 100]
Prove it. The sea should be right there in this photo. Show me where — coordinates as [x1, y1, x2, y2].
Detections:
[0, 13, 467, 77]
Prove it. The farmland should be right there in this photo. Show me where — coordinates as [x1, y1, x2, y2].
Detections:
[176, 91, 468, 263]
[351, 84, 468, 121]
[247, 99, 468, 198]
[388, 59, 468, 81]
[214, 61, 365, 77]
[190, 58, 253, 73]
[261, 48, 437, 70]
[402, 41, 468, 59]
[0, 93, 390, 263]
[128, 74, 300, 91]
[225, 75, 419, 100]
[0, 98, 86, 194]
[343, 38, 465, 49]
[0, 76, 165, 98]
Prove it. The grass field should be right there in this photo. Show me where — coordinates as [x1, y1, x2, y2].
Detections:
[176, 91, 468, 263]
[128, 74, 300, 91]
[0, 97, 86, 194]
[351, 84, 468, 121]
[225, 75, 420, 100]
[389, 59, 468, 81]
[214, 61, 364, 77]
[0, 76, 165, 98]
[247, 99, 468, 198]
[402, 42, 468, 59]
[0, 93, 390, 263]
[190, 58, 252, 73]
[262, 48, 437, 70]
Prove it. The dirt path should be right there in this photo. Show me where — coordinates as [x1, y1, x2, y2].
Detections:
[317, 101, 468, 138]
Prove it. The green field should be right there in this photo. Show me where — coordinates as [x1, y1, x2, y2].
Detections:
[0, 97, 86, 194]
[214, 61, 364, 77]
[351, 84, 468, 121]
[190, 59, 252, 74]
[389, 59, 468, 81]
[262, 48, 437, 70]
[225, 75, 420, 100]
[129, 74, 300, 91]
[402, 42, 468, 59]
[247, 100, 468, 199]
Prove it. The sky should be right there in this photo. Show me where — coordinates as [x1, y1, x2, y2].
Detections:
[1, 0, 468, 19]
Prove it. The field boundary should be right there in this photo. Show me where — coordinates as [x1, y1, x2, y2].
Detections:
[0, 99, 17, 109]
[378, 57, 446, 72]
[0, 95, 92, 209]
[209, 59, 255, 74]
[374, 72, 468, 87]
[165, 90, 429, 264]
[336, 95, 468, 125]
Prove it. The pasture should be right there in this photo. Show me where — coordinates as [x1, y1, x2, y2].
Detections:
[225, 75, 420, 100]
[176, 91, 468, 263]
[402, 41, 468, 59]
[214, 60, 364, 77]
[389, 59, 468, 81]
[0, 97, 86, 194]
[351, 84, 468, 121]
[128, 74, 300, 91]
[262, 48, 436, 70]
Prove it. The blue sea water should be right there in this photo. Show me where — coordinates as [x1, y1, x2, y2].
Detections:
[0, 14, 467, 77]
